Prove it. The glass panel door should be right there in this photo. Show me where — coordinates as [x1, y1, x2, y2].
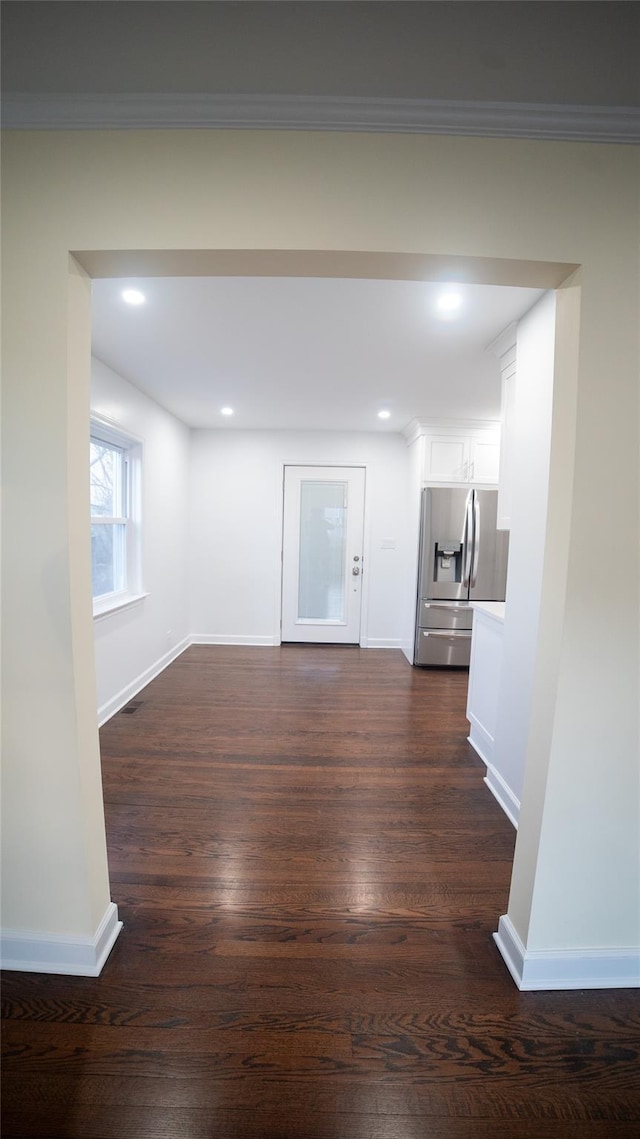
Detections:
[281, 466, 366, 644]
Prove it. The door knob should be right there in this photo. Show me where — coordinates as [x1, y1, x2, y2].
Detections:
[352, 566, 360, 576]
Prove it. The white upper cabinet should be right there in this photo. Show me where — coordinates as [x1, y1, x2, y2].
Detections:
[469, 436, 501, 484]
[406, 421, 500, 485]
[424, 434, 469, 482]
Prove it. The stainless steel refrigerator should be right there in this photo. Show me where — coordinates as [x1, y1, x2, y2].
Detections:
[414, 487, 509, 667]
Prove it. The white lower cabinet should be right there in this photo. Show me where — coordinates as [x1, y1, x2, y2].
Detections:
[466, 601, 521, 829]
[466, 603, 505, 766]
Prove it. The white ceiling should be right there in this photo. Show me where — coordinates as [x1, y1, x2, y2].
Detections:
[91, 276, 544, 432]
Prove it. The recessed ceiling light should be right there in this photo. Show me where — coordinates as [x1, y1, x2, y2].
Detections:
[121, 288, 146, 306]
[436, 290, 463, 316]
[378, 410, 391, 420]
[220, 406, 234, 416]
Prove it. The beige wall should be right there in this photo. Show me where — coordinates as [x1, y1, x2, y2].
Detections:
[1, 130, 638, 959]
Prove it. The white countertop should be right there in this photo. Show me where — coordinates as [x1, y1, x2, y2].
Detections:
[471, 601, 506, 623]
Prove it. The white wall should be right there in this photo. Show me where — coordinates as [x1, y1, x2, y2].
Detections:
[188, 430, 411, 648]
[491, 292, 556, 813]
[91, 358, 190, 721]
[2, 128, 637, 983]
[89, 401, 414, 706]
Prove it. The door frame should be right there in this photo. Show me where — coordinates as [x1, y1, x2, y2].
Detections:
[62, 247, 582, 982]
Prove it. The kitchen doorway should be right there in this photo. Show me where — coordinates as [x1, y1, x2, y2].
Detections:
[74, 247, 579, 986]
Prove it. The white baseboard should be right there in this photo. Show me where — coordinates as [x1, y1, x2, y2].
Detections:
[484, 762, 520, 829]
[194, 636, 401, 650]
[1, 901, 122, 977]
[467, 737, 519, 828]
[467, 720, 494, 765]
[494, 914, 640, 991]
[190, 633, 279, 647]
[98, 637, 190, 726]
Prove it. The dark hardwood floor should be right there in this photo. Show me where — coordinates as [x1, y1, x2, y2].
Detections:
[3, 646, 639, 1137]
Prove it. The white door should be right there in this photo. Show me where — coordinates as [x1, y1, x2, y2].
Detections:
[281, 465, 366, 644]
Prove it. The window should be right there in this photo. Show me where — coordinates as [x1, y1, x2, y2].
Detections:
[90, 418, 143, 616]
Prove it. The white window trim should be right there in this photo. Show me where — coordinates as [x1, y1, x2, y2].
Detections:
[90, 415, 145, 619]
[93, 590, 150, 621]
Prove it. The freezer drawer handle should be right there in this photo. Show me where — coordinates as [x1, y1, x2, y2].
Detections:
[423, 603, 472, 612]
[422, 630, 470, 640]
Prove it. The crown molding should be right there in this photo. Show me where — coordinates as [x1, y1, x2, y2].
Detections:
[2, 93, 639, 144]
[403, 417, 500, 445]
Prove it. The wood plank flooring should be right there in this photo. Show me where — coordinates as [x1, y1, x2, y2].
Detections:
[3, 645, 639, 1137]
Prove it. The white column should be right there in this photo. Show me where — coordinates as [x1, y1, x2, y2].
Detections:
[1, 252, 121, 975]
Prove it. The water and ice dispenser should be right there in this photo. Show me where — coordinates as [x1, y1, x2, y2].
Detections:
[434, 541, 462, 583]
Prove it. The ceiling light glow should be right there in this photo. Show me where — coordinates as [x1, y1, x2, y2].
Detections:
[220, 406, 234, 416]
[436, 290, 463, 316]
[378, 410, 391, 420]
[122, 288, 146, 306]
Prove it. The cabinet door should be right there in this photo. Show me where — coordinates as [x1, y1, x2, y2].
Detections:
[469, 438, 500, 484]
[497, 370, 516, 528]
[424, 436, 469, 482]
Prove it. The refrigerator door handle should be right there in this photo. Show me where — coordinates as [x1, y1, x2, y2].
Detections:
[471, 492, 480, 588]
[462, 493, 473, 587]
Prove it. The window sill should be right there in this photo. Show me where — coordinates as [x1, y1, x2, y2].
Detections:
[93, 591, 150, 622]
